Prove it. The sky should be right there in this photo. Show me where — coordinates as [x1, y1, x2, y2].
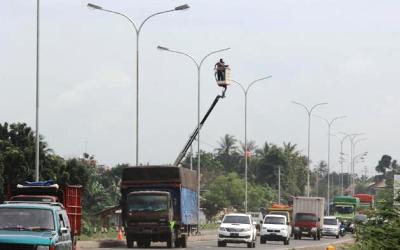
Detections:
[1, 0, 400, 177]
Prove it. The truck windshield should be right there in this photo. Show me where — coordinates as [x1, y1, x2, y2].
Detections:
[223, 216, 250, 224]
[264, 217, 285, 225]
[295, 213, 317, 222]
[334, 206, 354, 214]
[324, 218, 337, 225]
[0, 208, 55, 231]
[127, 194, 168, 212]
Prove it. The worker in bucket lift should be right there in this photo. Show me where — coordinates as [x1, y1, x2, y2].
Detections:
[215, 59, 228, 81]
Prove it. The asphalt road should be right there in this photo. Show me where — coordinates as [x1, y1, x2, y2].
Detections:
[83, 235, 352, 250]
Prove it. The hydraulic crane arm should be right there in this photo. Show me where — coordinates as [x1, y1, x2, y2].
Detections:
[174, 88, 226, 167]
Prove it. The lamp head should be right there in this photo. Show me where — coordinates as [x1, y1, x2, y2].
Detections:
[157, 46, 170, 51]
[87, 3, 103, 10]
[175, 4, 190, 10]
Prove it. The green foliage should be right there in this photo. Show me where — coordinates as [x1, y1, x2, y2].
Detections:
[376, 155, 392, 174]
[202, 172, 275, 220]
[350, 177, 400, 250]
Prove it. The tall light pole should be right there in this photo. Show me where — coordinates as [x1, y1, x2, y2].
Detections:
[314, 115, 346, 215]
[292, 101, 328, 197]
[35, 0, 40, 181]
[352, 139, 367, 195]
[157, 45, 230, 232]
[233, 76, 272, 213]
[87, 3, 190, 165]
[337, 133, 356, 195]
[340, 132, 364, 195]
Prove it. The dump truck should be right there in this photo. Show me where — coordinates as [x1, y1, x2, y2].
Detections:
[353, 194, 374, 210]
[120, 166, 197, 248]
[293, 197, 325, 240]
[332, 196, 359, 225]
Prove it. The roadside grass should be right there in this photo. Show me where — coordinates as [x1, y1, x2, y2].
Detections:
[78, 230, 119, 241]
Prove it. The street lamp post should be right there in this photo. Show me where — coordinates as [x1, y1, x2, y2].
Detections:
[340, 132, 365, 195]
[87, 3, 190, 165]
[233, 76, 272, 213]
[292, 101, 328, 197]
[351, 139, 367, 195]
[314, 115, 346, 215]
[157, 45, 230, 232]
[338, 134, 354, 195]
[35, 0, 40, 181]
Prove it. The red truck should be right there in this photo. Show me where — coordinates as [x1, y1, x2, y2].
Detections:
[353, 194, 374, 210]
[8, 181, 82, 249]
[293, 197, 325, 240]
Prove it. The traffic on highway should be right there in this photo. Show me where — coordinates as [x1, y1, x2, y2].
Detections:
[1, 1, 399, 250]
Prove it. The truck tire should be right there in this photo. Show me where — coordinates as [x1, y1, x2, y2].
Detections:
[126, 234, 134, 248]
[313, 235, 317, 240]
[260, 237, 266, 244]
[247, 242, 252, 248]
[180, 235, 187, 248]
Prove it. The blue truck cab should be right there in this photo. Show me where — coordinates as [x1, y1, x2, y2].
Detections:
[0, 202, 73, 250]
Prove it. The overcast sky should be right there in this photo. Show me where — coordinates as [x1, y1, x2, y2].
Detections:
[1, 0, 400, 176]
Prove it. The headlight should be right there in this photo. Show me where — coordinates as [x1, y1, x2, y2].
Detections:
[294, 227, 300, 231]
[244, 227, 252, 232]
[219, 227, 227, 231]
[37, 246, 50, 250]
[311, 227, 317, 232]
[262, 226, 267, 230]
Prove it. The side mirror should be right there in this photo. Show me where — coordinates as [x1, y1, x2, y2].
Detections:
[252, 221, 257, 225]
[216, 220, 222, 225]
[60, 227, 69, 235]
[287, 222, 290, 225]
[318, 218, 321, 222]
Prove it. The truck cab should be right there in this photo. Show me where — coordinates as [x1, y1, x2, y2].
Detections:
[125, 191, 174, 248]
[293, 212, 321, 240]
[0, 203, 73, 250]
[332, 196, 360, 229]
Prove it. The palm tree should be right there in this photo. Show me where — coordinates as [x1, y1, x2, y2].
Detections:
[216, 134, 238, 156]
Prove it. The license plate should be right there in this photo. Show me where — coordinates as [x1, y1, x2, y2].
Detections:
[230, 233, 239, 237]
[270, 233, 276, 235]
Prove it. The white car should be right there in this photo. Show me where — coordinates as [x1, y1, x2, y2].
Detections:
[218, 213, 257, 248]
[260, 214, 291, 245]
[322, 216, 340, 238]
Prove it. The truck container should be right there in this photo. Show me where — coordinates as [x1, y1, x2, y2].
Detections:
[121, 166, 198, 248]
[353, 194, 374, 210]
[293, 197, 325, 240]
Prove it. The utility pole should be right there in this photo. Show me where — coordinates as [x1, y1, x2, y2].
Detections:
[278, 165, 281, 204]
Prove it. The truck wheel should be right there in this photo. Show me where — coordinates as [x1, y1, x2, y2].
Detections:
[126, 235, 134, 248]
[260, 237, 266, 244]
[313, 235, 317, 240]
[180, 235, 187, 248]
[247, 242, 252, 248]
[144, 241, 151, 248]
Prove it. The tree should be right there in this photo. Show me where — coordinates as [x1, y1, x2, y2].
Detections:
[215, 134, 241, 173]
[376, 155, 392, 175]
